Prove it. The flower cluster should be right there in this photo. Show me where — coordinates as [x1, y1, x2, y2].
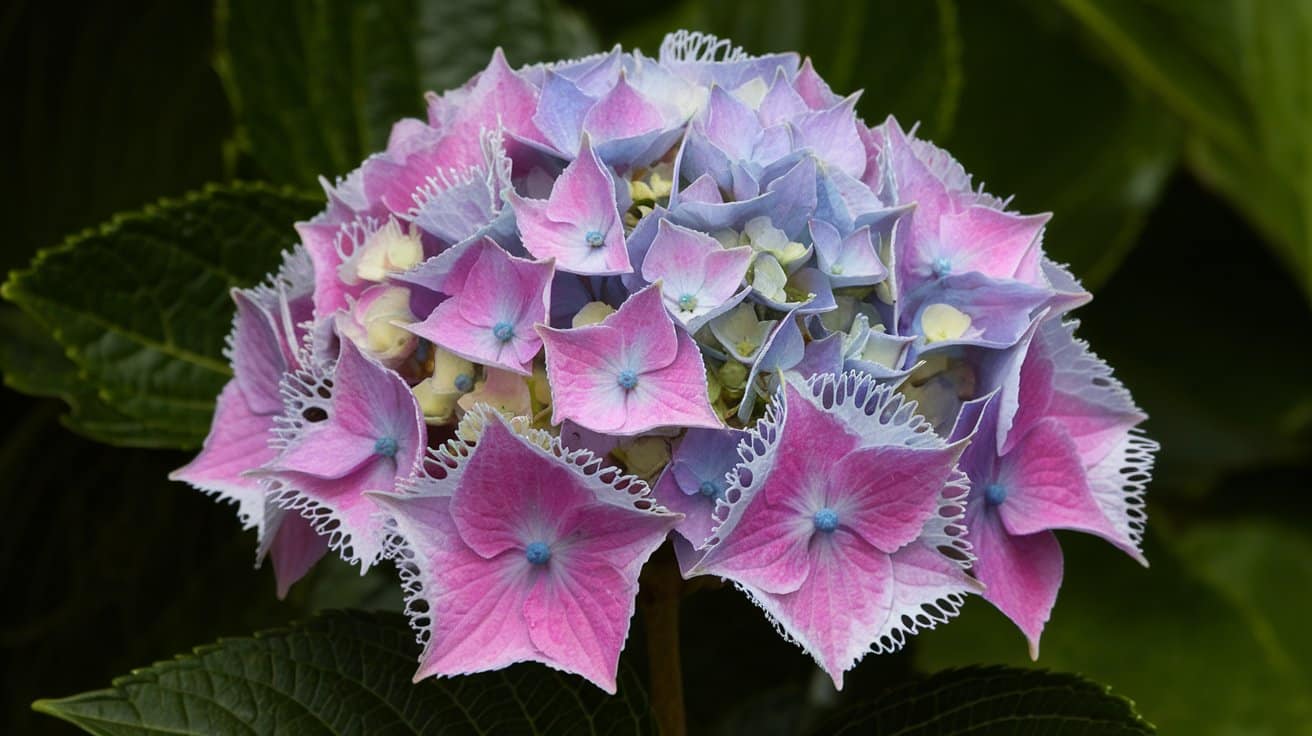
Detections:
[173, 31, 1156, 691]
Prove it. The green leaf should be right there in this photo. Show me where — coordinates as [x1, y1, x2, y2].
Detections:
[811, 666, 1153, 735]
[0, 306, 222, 447]
[614, 0, 1179, 287]
[914, 532, 1312, 734]
[0, 307, 151, 445]
[34, 609, 655, 736]
[217, 0, 597, 186]
[1058, 0, 1312, 301]
[2, 183, 321, 449]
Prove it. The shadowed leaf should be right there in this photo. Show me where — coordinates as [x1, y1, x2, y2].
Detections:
[35, 609, 654, 736]
[2, 184, 321, 448]
[812, 665, 1153, 735]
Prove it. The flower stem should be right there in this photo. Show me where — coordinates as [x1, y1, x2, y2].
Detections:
[640, 543, 686, 736]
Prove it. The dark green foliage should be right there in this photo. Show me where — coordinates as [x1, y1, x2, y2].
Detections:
[35, 610, 655, 736]
[813, 666, 1153, 735]
[34, 612, 1150, 736]
[1, 185, 321, 448]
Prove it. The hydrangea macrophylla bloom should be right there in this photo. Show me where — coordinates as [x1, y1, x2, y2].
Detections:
[1021, 319, 1155, 554]
[262, 336, 426, 568]
[404, 239, 553, 376]
[641, 219, 752, 330]
[257, 507, 330, 599]
[809, 219, 887, 287]
[658, 30, 797, 94]
[791, 94, 867, 180]
[692, 376, 975, 688]
[534, 64, 691, 169]
[370, 410, 679, 693]
[171, 250, 329, 597]
[336, 284, 419, 368]
[952, 389, 1140, 657]
[710, 302, 777, 363]
[412, 347, 477, 425]
[902, 273, 1053, 353]
[650, 426, 748, 572]
[548, 270, 628, 328]
[173, 288, 295, 522]
[178, 30, 1153, 690]
[736, 313, 844, 421]
[457, 366, 533, 418]
[538, 284, 722, 435]
[681, 86, 795, 201]
[748, 260, 838, 316]
[879, 118, 1051, 298]
[406, 127, 516, 248]
[363, 49, 548, 216]
[838, 314, 916, 380]
[508, 136, 631, 275]
[304, 216, 423, 318]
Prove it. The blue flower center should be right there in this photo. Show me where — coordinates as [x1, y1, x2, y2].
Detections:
[617, 369, 639, 390]
[525, 541, 551, 565]
[585, 230, 605, 248]
[453, 373, 474, 393]
[492, 321, 515, 343]
[932, 256, 952, 278]
[698, 479, 722, 499]
[984, 482, 1008, 506]
[813, 507, 839, 533]
[373, 436, 398, 457]
[677, 293, 698, 312]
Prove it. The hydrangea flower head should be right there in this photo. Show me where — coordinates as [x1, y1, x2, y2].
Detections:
[175, 30, 1154, 691]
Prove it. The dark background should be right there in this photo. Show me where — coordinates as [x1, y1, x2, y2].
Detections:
[3, 1, 1309, 733]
